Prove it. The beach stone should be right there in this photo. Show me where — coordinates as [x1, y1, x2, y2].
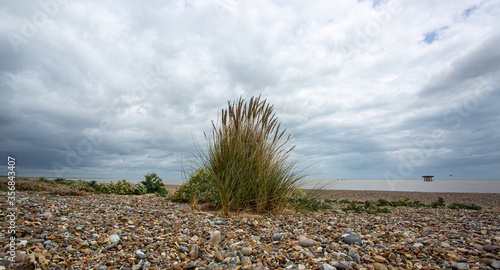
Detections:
[451, 262, 470, 269]
[178, 246, 189, 253]
[343, 234, 362, 245]
[96, 266, 107, 270]
[480, 258, 492, 266]
[214, 252, 224, 262]
[272, 233, 282, 241]
[303, 249, 315, 258]
[161, 220, 172, 227]
[183, 261, 197, 269]
[210, 230, 222, 245]
[109, 234, 120, 244]
[136, 250, 147, 259]
[14, 253, 26, 263]
[483, 244, 499, 252]
[214, 220, 225, 225]
[189, 244, 199, 258]
[374, 255, 386, 263]
[322, 263, 336, 270]
[491, 260, 500, 269]
[241, 247, 252, 256]
[298, 236, 315, 247]
[373, 263, 388, 270]
[0, 260, 12, 269]
[351, 253, 361, 264]
[413, 243, 424, 249]
[13, 262, 35, 270]
[441, 242, 451, 248]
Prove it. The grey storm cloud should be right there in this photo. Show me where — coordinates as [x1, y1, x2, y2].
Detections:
[1, 0, 499, 180]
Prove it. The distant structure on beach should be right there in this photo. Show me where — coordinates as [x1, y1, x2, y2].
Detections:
[422, 175, 434, 182]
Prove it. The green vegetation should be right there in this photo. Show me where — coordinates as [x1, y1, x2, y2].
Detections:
[0, 173, 168, 197]
[448, 202, 482, 210]
[341, 201, 391, 214]
[131, 182, 147, 195]
[288, 189, 332, 212]
[338, 197, 481, 212]
[374, 198, 426, 207]
[173, 167, 216, 204]
[142, 172, 168, 197]
[195, 95, 307, 214]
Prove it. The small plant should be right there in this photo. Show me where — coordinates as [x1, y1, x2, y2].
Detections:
[364, 201, 372, 209]
[70, 179, 88, 189]
[98, 184, 111, 194]
[342, 202, 363, 212]
[448, 202, 482, 210]
[173, 167, 216, 203]
[377, 198, 389, 206]
[288, 189, 332, 212]
[86, 180, 100, 191]
[108, 180, 133, 195]
[142, 173, 168, 196]
[438, 197, 445, 206]
[343, 201, 390, 214]
[131, 182, 147, 195]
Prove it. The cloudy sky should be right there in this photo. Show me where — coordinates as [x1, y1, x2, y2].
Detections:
[1, 0, 499, 181]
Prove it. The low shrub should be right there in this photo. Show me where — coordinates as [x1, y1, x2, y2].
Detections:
[448, 202, 482, 210]
[142, 173, 168, 196]
[173, 167, 216, 203]
[131, 182, 147, 195]
[108, 180, 133, 195]
[288, 189, 332, 212]
[70, 179, 88, 189]
[343, 201, 390, 214]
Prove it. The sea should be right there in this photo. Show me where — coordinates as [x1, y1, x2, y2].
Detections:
[61, 178, 500, 193]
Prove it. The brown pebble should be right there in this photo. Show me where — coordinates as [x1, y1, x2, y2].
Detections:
[374, 255, 387, 263]
[373, 263, 388, 270]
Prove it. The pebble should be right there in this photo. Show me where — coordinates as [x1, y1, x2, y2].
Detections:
[483, 244, 499, 252]
[108, 234, 120, 244]
[322, 263, 336, 270]
[273, 233, 282, 241]
[451, 262, 470, 269]
[241, 247, 252, 256]
[343, 234, 363, 245]
[189, 244, 199, 258]
[136, 250, 147, 259]
[214, 220, 225, 225]
[298, 236, 316, 247]
[183, 261, 197, 269]
[210, 230, 222, 245]
[373, 262, 388, 270]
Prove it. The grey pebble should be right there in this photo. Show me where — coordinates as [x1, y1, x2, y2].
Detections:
[343, 234, 363, 245]
[272, 233, 282, 241]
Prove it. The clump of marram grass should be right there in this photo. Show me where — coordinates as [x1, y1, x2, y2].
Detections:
[195, 95, 307, 215]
